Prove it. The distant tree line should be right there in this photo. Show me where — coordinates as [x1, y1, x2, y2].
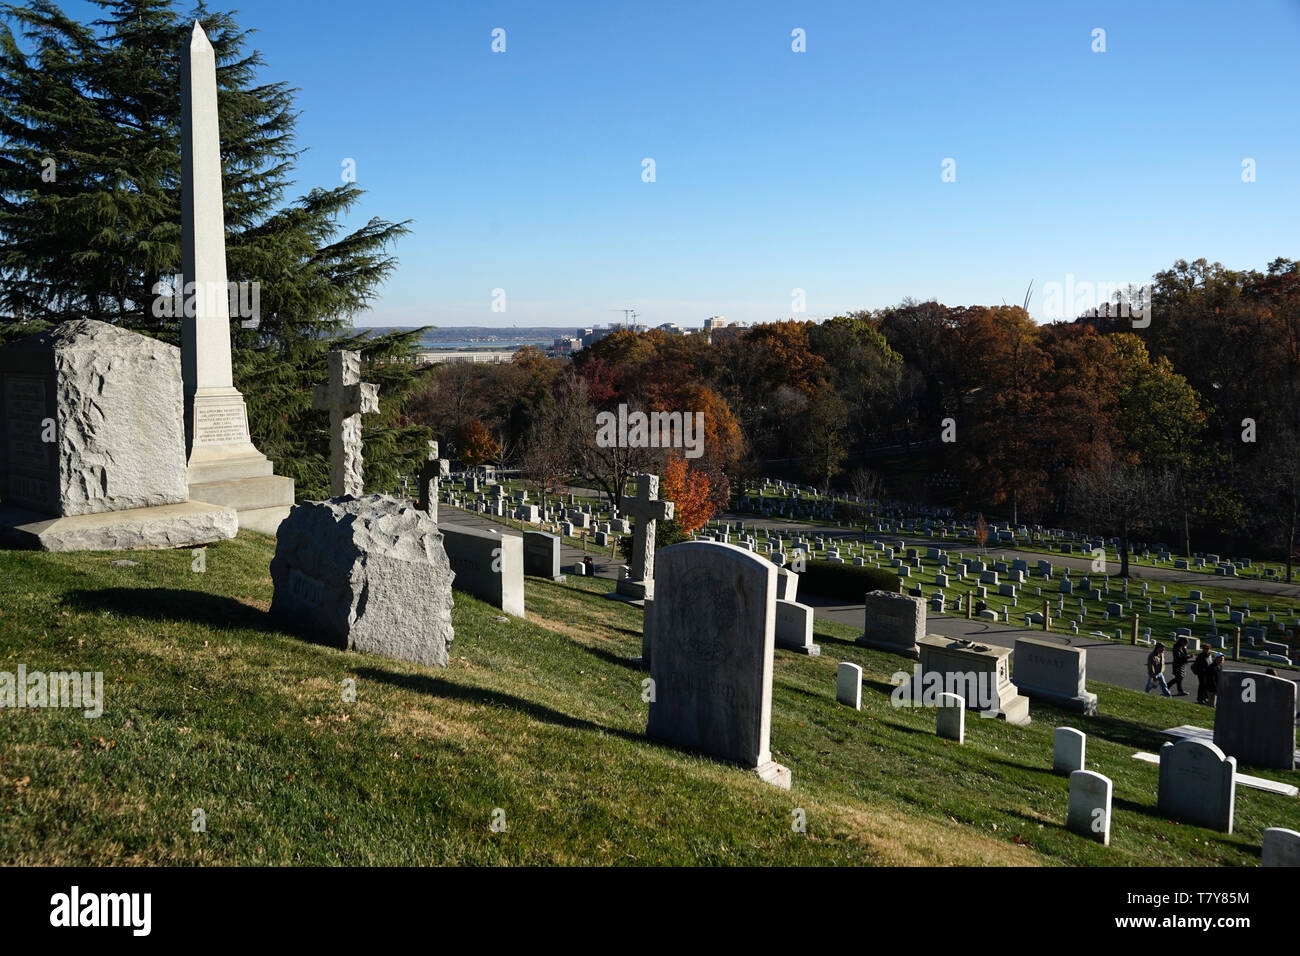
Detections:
[411, 257, 1300, 575]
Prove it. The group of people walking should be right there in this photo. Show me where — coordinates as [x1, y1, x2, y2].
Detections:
[1145, 636, 1225, 706]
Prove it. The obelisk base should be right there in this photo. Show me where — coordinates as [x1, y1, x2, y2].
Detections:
[186, 387, 295, 536]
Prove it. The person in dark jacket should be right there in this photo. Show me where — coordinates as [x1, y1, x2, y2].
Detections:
[1205, 653, 1224, 708]
[1170, 636, 1191, 696]
[1192, 646, 1213, 704]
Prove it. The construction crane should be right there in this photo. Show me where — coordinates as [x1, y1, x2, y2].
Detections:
[609, 309, 640, 327]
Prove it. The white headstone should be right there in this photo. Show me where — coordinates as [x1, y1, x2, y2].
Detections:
[1053, 727, 1086, 774]
[1067, 770, 1112, 845]
[836, 662, 862, 710]
[936, 692, 965, 743]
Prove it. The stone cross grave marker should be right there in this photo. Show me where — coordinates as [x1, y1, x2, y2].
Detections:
[416, 439, 449, 518]
[312, 350, 379, 498]
[614, 472, 674, 602]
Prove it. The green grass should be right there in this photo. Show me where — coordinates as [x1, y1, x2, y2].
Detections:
[1, 532, 1297, 866]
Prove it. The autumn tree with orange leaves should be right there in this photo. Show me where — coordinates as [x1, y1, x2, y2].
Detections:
[661, 452, 713, 533]
[457, 419, 501, 466]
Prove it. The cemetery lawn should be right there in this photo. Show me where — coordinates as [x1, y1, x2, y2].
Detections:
[1, 532, 1296, 866]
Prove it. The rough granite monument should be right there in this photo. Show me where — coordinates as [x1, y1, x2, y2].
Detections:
[0, 321, 236, 551]
[270, 495, 455, 667]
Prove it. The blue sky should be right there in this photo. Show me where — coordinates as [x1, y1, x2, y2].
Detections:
[60, 0, 1300, 327]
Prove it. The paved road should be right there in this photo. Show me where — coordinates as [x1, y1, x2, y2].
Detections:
[800, 594, 1285, 698]
[439, 504, 1288, 697]
[439, 504, 628, 578]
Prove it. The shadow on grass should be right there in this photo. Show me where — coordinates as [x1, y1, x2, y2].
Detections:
[355, 667, 644, 744]
[811, 632, 862, 649]
[1080, 711, 1173, 753]
[62, 587, 280, 635]
[574, 641, 645, 671]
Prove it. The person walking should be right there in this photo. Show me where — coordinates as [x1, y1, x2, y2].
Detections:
[1145, 642, 1172, 697]
[1192, 646, 1212, 704]
[1205, 652, 1224, 708]
[1170, 636, 1191, 696]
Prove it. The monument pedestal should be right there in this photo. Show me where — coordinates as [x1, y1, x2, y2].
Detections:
[185, 387, 294, 536]
[0, 500, 237, 552]
[188, 473, 294, 536]
[611, 577, 649, 605]
[915, 634, 1031, 725]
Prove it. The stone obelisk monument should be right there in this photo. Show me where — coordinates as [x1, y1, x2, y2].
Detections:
[180, 22, 293, 534]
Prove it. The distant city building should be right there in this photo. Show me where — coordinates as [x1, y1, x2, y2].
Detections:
[416, 350, 514, 365]
[656, 323, 686, 335]
[704, 316, 727, 331]
[581, 324, 630, 347]
[551, 335, 584, 354]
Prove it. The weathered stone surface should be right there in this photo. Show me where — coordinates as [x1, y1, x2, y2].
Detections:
[312, 350, 379, 499]
[1213, 671, 1297, 770]
[646, 541, 790, 788]
[858, 589, 923, 659]
[912, 635, 1030, 725]
[0, 320, 188, 516]
[269, 495, 454, 667]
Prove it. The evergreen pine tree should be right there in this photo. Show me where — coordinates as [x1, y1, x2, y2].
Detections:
[0, 0, 430, 498]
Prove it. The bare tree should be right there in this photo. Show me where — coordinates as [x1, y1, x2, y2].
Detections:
[850, 466, 885, 501]
[1074, 458, 1174, 578]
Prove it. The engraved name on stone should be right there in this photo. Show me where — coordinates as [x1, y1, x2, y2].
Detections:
[5, 375, 50, 471]
[193, 403, 250, 445]
[289, 569, 325, 607]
